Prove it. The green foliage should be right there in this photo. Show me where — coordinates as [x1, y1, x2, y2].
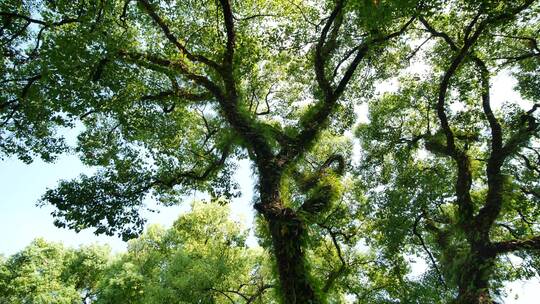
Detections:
[2, 0, 540, 303]
[0, 238, 111, 304]
[355, 0, 540, 301]
[96, 201, 275, 304]
[1, 202, 276, 304]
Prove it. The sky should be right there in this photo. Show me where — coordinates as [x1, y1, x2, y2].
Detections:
[0, 154, 255, 256]
[0, 72, 538, 302]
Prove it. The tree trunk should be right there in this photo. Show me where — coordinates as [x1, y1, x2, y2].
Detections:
[257, 168, 321, 304]
[454, 250, 496, 304]
[455, 288, 494, 304]
[267, 213, 320, 304]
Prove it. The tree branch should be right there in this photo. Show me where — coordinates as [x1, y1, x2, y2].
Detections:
[413, 216, 447, 288]
[218, 0, 236, 69]
[118, 50, 225, 100]
[492, 235, 540, 254]
[0, 11, 79, 27]
[321, 225, 348, 293]
[136, 0, 221, 71]
[153, 144, 231, 189]
[280, 5, 413, 166]
[472, 56, 505, 235]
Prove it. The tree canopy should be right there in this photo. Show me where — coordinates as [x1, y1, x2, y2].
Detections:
[1, 203, 274, 304]
[1, 0, 539, 303]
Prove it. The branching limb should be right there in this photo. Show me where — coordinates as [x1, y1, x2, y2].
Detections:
[153, 144, 231, 189]
[0, 11, 80, 59]
[413, 216, 447, 288]
[313, 0, 345, 99]
[0, 12, 80, 27]
[206, 287, 237, 304]
[418, 16, 458, 51]
[406, 35, 433, 61]
[500, 104, 539, 157]
[497, 223, 522, 239]
[472, 56, 506, 235]
[520, 187, 540, 200]
[136, 0, 221, 71]
[207, 284, 274, 304]
[420, 10, 506, 226]
[517, 153, 540, 175]
[118, 50, 225, 99]
[492, 235, 540, 254]
[140, 75, 213, 112]
[218, 0, 235, 70]
[321, 225, 347, 293]
[0, 74, 41, 128]
[279, 3, 414, 166]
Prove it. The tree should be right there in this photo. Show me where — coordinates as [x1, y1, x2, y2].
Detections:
[0, 238, 110, 304]
[0, 203, 273, 304]
[1, 0, 418, 302]
[3, 0, 539, 303]
[96, 201, 274, 304]
[356, 0, 540, 303]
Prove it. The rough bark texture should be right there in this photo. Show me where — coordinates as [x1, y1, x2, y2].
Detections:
[454, 245, 496, 304]
[268, 214, 319, 304]
[255, 169, 321, 304]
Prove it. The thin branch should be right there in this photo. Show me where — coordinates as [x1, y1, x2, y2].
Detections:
[136, 0, 221, 71]
[500, 103, 539, 157]
[286, 0, 318, 28]
[516, 207, 535, 226]
[0, 12, 79, 27]
[406, 35, 433, 61]
[118, 50, 224, 99]
[206, 287, 237, 304]
[256, 84, 274, 115]
[497, 222, 521, 239]
[153, 144, 231, 189]
[0, 74, 41, 127]
[494, 34, 540, 53]
[517, 153, 540, 175]
[413, 216, 447, 288]
[233, 13, 277, 22]
[419, 16, 458, 51]
[334, 16, 415, 97]
[321, 225, 348, 293]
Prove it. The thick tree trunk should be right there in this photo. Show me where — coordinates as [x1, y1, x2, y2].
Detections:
[454, 249, 496, 304]
[257, 169, 321, 304]
[455, 287, 493, 304]
[268, 214, 320, 304]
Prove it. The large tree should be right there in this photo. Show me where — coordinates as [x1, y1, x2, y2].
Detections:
[356, 0, 540, 303]
[4, 0, 540, 303]
[95, 201, 274, 304]
[1, 0, 418, 302]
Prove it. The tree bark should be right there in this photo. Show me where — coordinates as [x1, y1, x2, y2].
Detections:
[268, 215, 320, 304]
[257, 170, 321, 304]
[454, 245, 496, 304]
